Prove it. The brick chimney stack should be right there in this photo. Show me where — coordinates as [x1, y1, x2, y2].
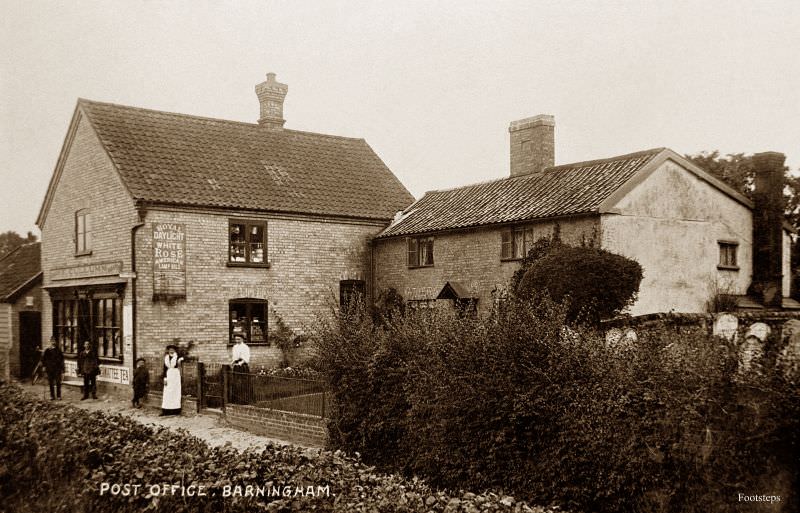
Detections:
[509, 114, 555, 177]
[751, 151, 786, 307]
[255, 72, 288, 128]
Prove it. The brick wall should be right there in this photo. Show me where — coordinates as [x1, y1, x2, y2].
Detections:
[373, 217, 599, 316]
[225, 403, 327, 446]
[134, 208, 385, 366]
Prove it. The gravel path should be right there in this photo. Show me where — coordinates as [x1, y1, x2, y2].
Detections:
[20, 381, 318, 453]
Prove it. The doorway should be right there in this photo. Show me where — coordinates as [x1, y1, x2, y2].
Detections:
[19, 311, 41, 379]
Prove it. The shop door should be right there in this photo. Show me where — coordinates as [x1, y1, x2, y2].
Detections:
[19, 311, 41, 378]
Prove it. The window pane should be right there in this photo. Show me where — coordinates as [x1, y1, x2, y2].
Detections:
[250, 303, 267, 343]
[501, 230, 513, 259]
[514, 229, 524, 259]
[249, 225, 265, 263]
[84, 231, 92, 252]
[230, 224, 246, 262]
[407, 238, 418, 266]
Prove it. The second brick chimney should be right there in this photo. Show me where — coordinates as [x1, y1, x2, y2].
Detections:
[509, 114, 555, 177]
[750, 151, 787, 307]
[255, 72, 288, 128]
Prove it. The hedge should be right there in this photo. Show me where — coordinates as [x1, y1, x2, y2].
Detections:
[312, 298, 800, 513]
[0, 383, 559, 513]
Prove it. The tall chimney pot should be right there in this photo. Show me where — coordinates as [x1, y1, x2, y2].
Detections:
[509, 114, 555, 177]
[255, 72, 288, 128]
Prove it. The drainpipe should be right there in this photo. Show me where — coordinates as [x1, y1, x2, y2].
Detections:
[130, 203, 147, 364]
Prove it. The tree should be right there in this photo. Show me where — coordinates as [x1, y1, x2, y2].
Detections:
[0, 231, 37, 259]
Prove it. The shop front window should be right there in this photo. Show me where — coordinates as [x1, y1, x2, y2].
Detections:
[229, 220, 267, 266]
[229, 299, 268, 345]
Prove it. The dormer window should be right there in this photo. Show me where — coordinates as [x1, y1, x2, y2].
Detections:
[75, 209, 92, 255]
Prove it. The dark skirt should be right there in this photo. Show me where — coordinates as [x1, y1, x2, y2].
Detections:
[160, 408, 181, 416]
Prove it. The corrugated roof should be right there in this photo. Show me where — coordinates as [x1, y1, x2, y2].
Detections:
[378, 148, 665, 238]
[0, 243, 41, 301]
[77, 100, 414, 220]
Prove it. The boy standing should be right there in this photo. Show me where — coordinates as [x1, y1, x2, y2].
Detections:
[132, 358, 149, 408]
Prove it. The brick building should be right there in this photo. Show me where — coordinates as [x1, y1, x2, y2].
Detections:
[0, 242, 42, 381]
[373, 115, 794, 317]
[36, 73, 413, 388]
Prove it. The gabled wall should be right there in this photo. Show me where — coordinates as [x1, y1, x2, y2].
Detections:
[39, 113, 138, 358]
[601, 159, 753, 315]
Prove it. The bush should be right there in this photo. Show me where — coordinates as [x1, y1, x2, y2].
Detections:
[312, 298, 800, 513]
[0, 383, 561, 513]
[516, 242, 643, 324]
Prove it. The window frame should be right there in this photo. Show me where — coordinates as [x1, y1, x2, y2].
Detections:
[75, 209, 92, 256]
[227, 219, 269, 267]
[51, 291, 123, 362]
[339, 279, 366, 309]
[717, 240, 739, 270]
[229, 298, 269, 346]
[501, 226, 535, 261]
[407, 236, 434, 268]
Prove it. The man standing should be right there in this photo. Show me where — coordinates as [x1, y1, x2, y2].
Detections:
[77, 343, 99, 400]
[41, 337, 64, 400]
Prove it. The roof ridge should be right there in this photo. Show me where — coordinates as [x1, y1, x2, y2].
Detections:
[0, 242, 29, 264]
[424, 147, 667, 195]
[547, 147, 666, 172]
[77, 98, 366, 142]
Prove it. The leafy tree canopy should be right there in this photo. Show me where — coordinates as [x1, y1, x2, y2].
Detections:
[0, 230, 37, 259]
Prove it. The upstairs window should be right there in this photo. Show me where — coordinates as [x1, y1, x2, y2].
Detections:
[229, 220, 267, 266]
[229, 299, 268, 345]
[718, 241, 739, 270]
[75, 209, 92, 255]
[407, 236, 434, 268]
[501, 226, 534, 260]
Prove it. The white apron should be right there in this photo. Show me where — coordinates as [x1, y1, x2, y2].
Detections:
[161, 356, 182, 410]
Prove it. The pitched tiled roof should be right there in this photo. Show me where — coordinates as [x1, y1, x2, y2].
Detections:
[378, 148, 665, 238]
[78, 100, 414, 220]
[0, 243, 41, 301]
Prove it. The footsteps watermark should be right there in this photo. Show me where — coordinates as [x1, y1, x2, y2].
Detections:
[738, 493, 781, 504]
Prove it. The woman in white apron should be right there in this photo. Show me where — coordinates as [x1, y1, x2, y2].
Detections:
[160, 345, 183, 416]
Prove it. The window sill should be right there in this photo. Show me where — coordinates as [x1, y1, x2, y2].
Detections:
[407, 265, 434, 269]
[227, 261, 271, 268]
[501, 257, 523, 262]
[99, 357, 123, 364]
[226, 343, 271, 347]
[717, 265, 740, 271]
[74, 250, 93, 257]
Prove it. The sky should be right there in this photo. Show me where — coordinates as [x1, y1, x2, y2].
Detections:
[2, 0, 799, 236]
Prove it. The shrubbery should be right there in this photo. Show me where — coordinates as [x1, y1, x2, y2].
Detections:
[312, 298, 800, 513]
[0, 384, 554, 513]
[515, 239, 643, 324]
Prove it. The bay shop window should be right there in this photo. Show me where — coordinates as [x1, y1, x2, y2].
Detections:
[51, 289, 123, 360]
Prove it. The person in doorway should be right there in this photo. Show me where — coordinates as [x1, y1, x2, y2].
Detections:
[132, 357, 149, 408]
[161, 345, 183, 415]
[77, 343, 99, 400]
[41, 337, 65, 400]
[230, 334, 251, 404]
